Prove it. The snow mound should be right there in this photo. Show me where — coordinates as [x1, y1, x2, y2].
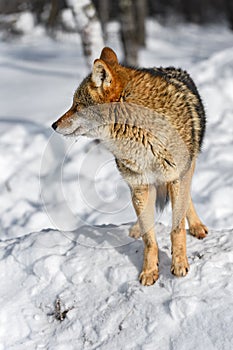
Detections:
[14, 12, 35, 34]
[1, 224, 233, 349]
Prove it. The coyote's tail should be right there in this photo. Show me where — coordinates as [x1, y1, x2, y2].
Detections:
[156, 184, 169, 212]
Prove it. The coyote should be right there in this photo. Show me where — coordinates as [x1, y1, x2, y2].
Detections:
[52, 47, 208, 286]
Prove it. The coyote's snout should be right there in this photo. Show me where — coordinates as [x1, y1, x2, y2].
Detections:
[52, 47, 208, 286]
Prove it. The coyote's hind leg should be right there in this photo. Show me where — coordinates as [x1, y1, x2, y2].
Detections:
[186, 199, 208, 239]
[186, 160, 208, 239]
[168, 179, 190, 277]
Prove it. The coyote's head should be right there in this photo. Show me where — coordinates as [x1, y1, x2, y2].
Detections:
[52, 47, 128, 136]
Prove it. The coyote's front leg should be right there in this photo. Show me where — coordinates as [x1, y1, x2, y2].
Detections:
[131, 185, 158, 286]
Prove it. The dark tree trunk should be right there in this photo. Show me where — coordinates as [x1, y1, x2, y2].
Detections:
[181, 0, 204, 24]
[33, 0, 46, 24]
[134, 0, 147, 47]
[119, 0, 138, 66]
[96, 0, 109, 39]
[47, 0, 65, 28]
[225, 0, 233, 30]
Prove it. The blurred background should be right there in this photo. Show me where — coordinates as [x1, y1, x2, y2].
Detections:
[1, 0, 233, 66]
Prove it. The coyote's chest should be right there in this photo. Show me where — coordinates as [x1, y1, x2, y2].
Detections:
[103, 137, 181, 186]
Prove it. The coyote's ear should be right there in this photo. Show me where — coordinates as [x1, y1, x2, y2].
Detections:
[92, 59, 113, 88]
[100, 47, 118, 65]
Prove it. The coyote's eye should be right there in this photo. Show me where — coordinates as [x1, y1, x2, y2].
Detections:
[74, 103, 81, 111]
[76, 103, 85, 111]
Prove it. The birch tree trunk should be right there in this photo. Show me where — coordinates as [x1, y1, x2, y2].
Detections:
[67, 0, 105, 68]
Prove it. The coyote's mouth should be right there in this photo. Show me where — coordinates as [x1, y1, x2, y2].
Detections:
[66, 124, 92, 137]
[64, 126, 82, 137]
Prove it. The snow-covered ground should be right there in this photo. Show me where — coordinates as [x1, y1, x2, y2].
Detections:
[0, 21, 233, 349]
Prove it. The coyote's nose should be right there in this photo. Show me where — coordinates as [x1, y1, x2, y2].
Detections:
[52, 121, 58, 130]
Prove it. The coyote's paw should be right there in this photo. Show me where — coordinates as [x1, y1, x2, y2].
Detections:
[139, 268, 159, 286]
[189, 223, 208, 239]
[171, 256, 190, 277]
[129, 222, 141, 239]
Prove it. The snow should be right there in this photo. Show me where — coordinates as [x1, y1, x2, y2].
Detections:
[1, 225, 233, 349]
[0, 21, 233, 349]
[14, 11, 35, 34]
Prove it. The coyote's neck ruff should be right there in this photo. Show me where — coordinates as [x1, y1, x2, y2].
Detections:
[52, 47, 208, 286]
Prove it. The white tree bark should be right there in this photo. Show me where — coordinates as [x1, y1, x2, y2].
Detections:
[67, 0, 105, 68]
